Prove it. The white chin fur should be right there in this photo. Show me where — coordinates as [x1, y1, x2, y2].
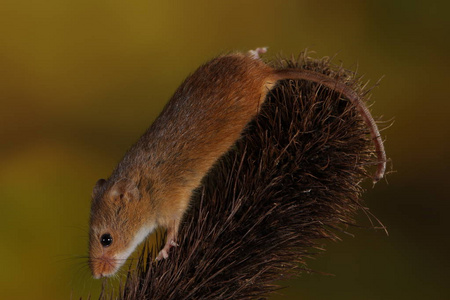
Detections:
[114, 224, 155, 265]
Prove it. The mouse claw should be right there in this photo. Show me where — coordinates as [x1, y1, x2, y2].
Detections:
[248, 47, 268, 59]
[169, 240, 179, 247]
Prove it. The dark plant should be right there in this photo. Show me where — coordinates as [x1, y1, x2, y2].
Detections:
[93, 52, 387, 300]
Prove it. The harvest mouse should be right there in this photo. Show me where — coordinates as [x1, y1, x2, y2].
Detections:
[88, 48, 386, 278]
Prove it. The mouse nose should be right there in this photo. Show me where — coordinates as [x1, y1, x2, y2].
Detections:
[91, 255, 117, 279]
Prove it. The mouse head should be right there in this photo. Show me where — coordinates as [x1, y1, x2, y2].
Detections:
[89, 178, 156, 278]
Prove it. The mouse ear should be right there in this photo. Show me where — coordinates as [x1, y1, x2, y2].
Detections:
[92, 178, 107, 200]
[110, 178, 140, 202]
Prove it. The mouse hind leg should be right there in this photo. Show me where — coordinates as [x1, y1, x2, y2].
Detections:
[248, 47, 268, 59]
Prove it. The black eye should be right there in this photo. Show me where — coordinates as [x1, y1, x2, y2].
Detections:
[100, 233, 113, 247]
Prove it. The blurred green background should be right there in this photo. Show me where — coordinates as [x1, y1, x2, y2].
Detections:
[1, 0, 448, 299]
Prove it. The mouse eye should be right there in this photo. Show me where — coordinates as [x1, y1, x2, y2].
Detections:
[100, 233, 113, 247]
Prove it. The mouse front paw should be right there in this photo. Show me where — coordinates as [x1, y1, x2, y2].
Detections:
[156, 239, 179, 261]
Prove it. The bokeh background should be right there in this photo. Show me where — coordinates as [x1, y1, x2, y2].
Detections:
[1, 0, 448, 299]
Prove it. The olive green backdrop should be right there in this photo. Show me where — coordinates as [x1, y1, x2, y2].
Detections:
[0, 1, 448, 299]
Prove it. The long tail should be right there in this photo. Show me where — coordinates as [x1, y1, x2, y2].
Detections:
[273, 69, 386, 182]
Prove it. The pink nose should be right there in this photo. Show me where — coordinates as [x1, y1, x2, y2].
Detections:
[91, 256, 116, 279]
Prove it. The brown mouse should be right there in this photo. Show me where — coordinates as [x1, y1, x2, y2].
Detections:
[88, 48, 386, 278]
